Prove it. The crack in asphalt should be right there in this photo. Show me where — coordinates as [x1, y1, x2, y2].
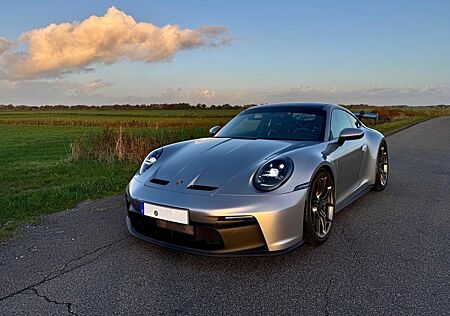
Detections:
[0, 237, 127, 304]
[52, 237, 128, 277]
[27, 288, 78, 315]
[323, 279, 333, 316]
[320, 247, 362, 316]
[351, 249, 363, 282]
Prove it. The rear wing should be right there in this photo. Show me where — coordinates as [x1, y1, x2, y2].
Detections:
[352, 111, 379, 124]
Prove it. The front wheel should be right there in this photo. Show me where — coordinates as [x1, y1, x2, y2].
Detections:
[373, 141, 389, 191]
[304, 169, 335, 245]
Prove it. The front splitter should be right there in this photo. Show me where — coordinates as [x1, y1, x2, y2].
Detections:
[126, 216, 304, 257]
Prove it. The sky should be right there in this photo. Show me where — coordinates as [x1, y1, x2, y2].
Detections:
[0, 0, 449, 106]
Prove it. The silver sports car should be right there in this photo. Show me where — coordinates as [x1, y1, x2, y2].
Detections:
[125, 103, 388, 255]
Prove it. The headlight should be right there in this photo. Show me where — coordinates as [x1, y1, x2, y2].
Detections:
[139, 148, 163, 175]
[253, 157, 294, 191]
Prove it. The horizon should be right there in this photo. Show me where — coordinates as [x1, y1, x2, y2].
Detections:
[1, 1, 449, 106]
[2, 103, 450, 109]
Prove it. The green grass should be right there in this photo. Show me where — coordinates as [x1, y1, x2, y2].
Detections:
[371, 117, 429, 134]
[0, 106, 448, 239]
[0, 125, 137, 238]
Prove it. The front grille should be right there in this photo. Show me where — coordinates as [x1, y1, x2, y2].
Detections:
[128, 212, 224, 250]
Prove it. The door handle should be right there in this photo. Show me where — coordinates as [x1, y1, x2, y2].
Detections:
[361, 144, 367, 152]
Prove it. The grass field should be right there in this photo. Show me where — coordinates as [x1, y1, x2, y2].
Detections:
[0, 105, 449, 238]
[0, 109, 240, 128]
[0, 125, 134, 238]
[0, 109, 231, 238]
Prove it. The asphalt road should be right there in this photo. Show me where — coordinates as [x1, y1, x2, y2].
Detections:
[1, 117, 449, 315]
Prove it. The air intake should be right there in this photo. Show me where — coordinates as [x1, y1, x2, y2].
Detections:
[149, 178, 169, 185]
[187, 184, 218, 191]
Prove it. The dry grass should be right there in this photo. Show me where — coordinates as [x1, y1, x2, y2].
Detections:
[353, 106, 450, 126]
[0, 108, 239, 129]
[68, 127, 179, 163]
[376, 107, 406, 122]
[0, 117, 231, 129]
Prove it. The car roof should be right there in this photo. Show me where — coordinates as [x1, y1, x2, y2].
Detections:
[250, 102, 339, 111]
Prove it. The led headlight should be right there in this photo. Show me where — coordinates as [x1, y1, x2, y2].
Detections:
[253, 157, 294, 191]
[139, 148, 163, 175]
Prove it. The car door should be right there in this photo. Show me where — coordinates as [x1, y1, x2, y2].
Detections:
[328, 109, 366, 204]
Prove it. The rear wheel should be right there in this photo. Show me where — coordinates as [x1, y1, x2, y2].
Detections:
[373, 141, 389, 191]
[304, 169, 335, 245]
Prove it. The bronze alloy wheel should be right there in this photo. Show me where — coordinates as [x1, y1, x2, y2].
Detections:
[305, 170, 335, 243]
[374, 141, 389, 191]
[379, 144, 388, 185]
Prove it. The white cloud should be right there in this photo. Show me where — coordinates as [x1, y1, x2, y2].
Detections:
[155, 88, 219, 103]
[0, 79, 113, 104]
[0, 37, 11, 55]
[1, 79, 448, 106]
[263, 85, 450, 105]
[0, 6, 231, 79]
[70, 79, 112, 96]
[191, 89, 217, 99]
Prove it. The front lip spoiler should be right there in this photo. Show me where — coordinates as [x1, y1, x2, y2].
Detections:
[126, 216, 304, 257]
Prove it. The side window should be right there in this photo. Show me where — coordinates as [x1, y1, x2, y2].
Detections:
[330, 109, 353, 139]
[346, 113, 360, 128]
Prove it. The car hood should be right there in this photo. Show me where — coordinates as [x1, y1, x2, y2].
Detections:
[142, 137, 316, 195]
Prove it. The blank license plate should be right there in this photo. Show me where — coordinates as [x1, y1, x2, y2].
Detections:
[141, 202, 189, 225]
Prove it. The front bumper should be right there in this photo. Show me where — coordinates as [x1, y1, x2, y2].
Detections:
[126, 177, 308, 255]
[127, 213, 273, 255]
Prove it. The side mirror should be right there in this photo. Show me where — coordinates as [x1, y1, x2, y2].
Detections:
[209, 126, 222, 137]
[338, 128, 364, 145]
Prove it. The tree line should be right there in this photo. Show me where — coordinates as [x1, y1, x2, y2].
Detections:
[0, 103, 258, 111]
[0, 103, 447, 111]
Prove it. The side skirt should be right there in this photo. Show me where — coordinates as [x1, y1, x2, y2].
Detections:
[335, 183, 373, 213]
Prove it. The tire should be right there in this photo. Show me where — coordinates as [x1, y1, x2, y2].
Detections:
[373, 140, 389, 191]
[304, 169, 335, 245]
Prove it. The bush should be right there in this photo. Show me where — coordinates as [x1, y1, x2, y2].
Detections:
[68, 127, 178, 163]
[375, 107, 405, 122]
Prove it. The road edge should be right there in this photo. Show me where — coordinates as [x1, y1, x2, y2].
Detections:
[383, 117, 435, 137]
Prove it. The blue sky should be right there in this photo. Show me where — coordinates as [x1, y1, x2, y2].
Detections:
[0, 0, 449, 105]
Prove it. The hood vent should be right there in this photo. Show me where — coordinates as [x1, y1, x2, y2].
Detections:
[149, 178, 169, 185]
[187, 184, 218, 191]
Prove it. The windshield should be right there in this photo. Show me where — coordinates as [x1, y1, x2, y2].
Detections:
[215, 107, 326, 141]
